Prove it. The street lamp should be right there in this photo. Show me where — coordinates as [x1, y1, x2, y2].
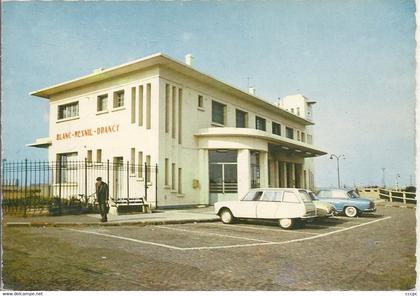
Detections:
[330, 154, 345, 188]
[395, 173, 400, 190]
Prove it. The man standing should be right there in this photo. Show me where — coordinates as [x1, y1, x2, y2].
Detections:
[95, 177, 109, 222]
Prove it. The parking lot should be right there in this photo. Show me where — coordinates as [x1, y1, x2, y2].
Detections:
[2, 206, 416, 290]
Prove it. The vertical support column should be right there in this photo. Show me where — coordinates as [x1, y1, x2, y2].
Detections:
[259, 151, 269, 188]
[291, 163, 296, 188]
[198, 149, 209, 204]
[281, 161, 287, 187]
[237, 149, 251, 200]
[299, 164, 304, 188]
[273, 159, 279, 187]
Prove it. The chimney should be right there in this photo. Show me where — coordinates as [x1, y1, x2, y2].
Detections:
[248, 87, 256, 95]
[185, 53, 193, 66]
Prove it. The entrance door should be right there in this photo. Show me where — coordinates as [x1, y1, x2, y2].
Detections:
[113, 157, 123, 200]
[208, 150, 238, 205]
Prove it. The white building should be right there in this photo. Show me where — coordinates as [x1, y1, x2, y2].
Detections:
[28, 53, 327, 208]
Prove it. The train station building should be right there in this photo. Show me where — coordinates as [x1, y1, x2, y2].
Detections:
[28, 53, 327, 207]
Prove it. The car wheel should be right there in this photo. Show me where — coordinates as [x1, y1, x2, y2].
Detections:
[219, 209, 234, 224]
[344, 206, 358, 218]
[279, 218, 295, 229]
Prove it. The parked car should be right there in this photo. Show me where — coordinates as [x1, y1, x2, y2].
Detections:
[315, 188, 376, 217]
[214, 188, 317, 229]
[306, 190, 337, 217]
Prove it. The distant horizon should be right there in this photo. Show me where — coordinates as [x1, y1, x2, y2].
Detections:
[3, 0, 415, 188]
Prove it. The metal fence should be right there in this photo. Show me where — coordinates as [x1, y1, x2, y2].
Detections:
[1, 159, 158, 216]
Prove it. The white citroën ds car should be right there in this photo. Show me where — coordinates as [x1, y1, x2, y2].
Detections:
[214, 188, 317, 229]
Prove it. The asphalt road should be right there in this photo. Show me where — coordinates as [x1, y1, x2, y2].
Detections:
[2, 206, 416, 291]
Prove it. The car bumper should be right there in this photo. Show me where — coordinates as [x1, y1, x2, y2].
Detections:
[362, 207, 376, 213]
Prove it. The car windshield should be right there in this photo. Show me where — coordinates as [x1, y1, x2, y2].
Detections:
[347, 190, 360, 198]
[298, 190, 312, 203]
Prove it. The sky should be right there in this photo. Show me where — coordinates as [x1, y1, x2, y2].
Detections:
[2, 0, 416, 188]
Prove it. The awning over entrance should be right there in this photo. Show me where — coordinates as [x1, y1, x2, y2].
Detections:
[26, 137, 52, 148]
[195, 128, 327, 158]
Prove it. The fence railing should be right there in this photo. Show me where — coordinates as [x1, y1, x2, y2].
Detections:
[378, 188, 416, 204]
[1, 159, 158, 216]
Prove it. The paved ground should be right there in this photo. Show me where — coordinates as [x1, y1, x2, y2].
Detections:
[3, 206, 219, 226]
[2, 206, 416, 291]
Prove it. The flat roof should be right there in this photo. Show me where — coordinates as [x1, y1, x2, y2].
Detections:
[30, 52, 314, 126]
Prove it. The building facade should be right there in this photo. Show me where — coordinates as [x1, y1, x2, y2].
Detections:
[29, 53, 327, 207]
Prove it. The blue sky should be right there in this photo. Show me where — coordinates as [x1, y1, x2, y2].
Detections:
[2, 0, 416, 187]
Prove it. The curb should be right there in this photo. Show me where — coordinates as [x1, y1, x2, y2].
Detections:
[5, 218, 220, 228]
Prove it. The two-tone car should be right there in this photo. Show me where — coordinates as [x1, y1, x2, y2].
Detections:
[214, 188, 317, 229]
[316, 188, 376, 217]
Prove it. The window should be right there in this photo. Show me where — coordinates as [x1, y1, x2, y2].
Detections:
[58, 102, 79, 120]
[87, 150, 92, 164]
[255, 116, 266, 131]
[198, 95, 204, 108]
[307, 134, 313, 144]
[165, 158, 169, 185]
[317, 190, 331, 198]
[178, 168, 182, 194]
[172, 86, 176, 137]
[165, 84, 170, 133]
[146, 155, 151, 182]
[243, 191, 263, 201]
[138, 85, 144, 126]
[250, 150, 260, 188]
[130, 148, 135, 174]
[283, 191, 299, 203]
[146, 84, 151, 129]
[286, 127, 294, 139]
[298, 190, 312, 202]
[291, 108, 294, 114]
[56, 152, 78, 183]
[296, 107, 300, 116]
[178, 88, 182, 144]
[171, 163, 176, 190]
[236, 109, 247, 128]
[97, 95, 108, 112]
[113, 90, 124, 108]
[212, 100, 226, 125]
[96, 149, 102, 163]
[301, 132, 305, 142]
[297, 131, 301, 141]
[137, 152, 143, 178]
[131, 87, 136, 124]
[209, 150, 238, 194]
[262, 191, 283, 202]
[272, 122, 281, 136]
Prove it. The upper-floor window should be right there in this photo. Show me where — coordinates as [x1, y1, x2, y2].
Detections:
[307, 134, 313, 144]
[286, 127, 294, 139]
[255, 116, 266, 131]
[113, 90, 125, 108]
[212, 100, 226, 125]
[301, 132, 305, 142]
[236, 109, 247, 128]
[272, 122, 281, 136]
[58, 101, 79, 120]
[291, 108, 294, 114]
[296, 107, 300, 116]
[97, 94, 108, 112]
[198, 95, 204, 108]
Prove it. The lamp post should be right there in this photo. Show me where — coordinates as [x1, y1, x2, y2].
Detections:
[395, 173, 400, 190]
[330, 154, 345, 188]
